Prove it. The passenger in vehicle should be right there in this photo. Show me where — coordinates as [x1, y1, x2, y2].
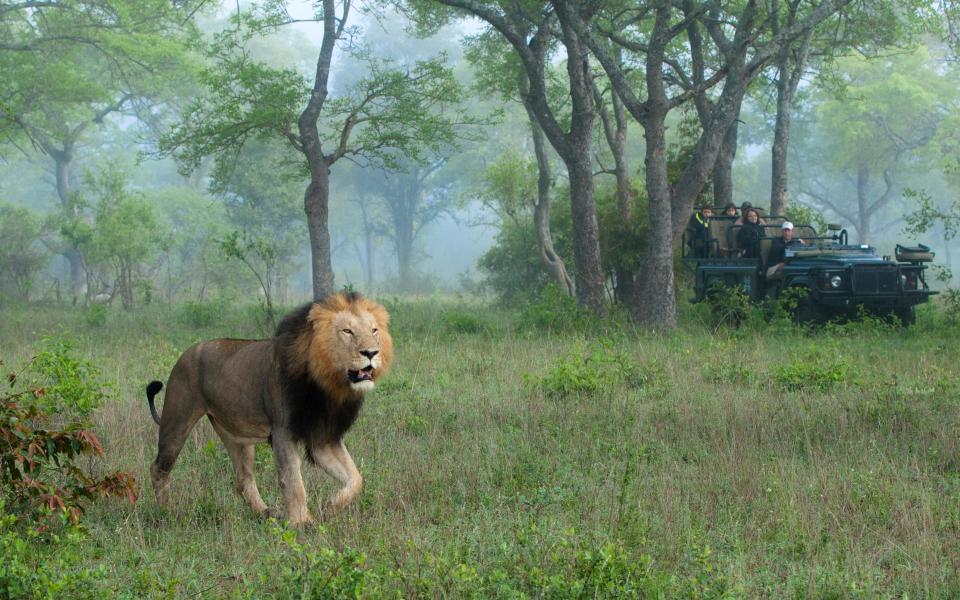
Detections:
[723, 202, 737, 217]
[734, 201, 767, 225]
[687, 205, 713, 258]
[766, 221, 805, 279]
[736, 208, 764, 259]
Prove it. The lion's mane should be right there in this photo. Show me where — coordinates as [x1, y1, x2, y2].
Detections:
[274, 292, 393, 445]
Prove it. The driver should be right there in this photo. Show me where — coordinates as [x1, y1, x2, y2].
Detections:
[766, 221, 805, 279]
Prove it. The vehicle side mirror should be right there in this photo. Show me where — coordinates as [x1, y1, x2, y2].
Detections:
[827, 223, 842, 231]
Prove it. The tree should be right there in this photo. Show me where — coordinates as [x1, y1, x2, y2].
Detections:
[76, 168, 164, 309]
[767, 0, 934, 216]
[0, 203, 49, 301]
[565, 0, 853, 328]
[160, 2, 475, 300]
[407, 0, 607, 313]
[0, 0, 200, 298]
[464, 30, 574, 296]
[799, 48, 953, 243]
[215, 138, 308, 306]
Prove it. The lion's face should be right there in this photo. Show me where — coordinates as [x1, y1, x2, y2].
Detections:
[304, 296, 393, 396]
[330, 309, 386, 392]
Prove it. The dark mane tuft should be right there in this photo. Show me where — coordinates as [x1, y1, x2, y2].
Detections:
[274, 302, 314, 339]
[273, 297, 364, 445]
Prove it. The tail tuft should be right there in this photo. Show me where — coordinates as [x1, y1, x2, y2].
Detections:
[146, 381, 163, 425]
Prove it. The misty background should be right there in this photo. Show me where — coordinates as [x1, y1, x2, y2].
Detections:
[2, 0, 959, 316]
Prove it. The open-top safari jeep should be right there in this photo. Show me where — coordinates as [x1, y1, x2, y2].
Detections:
[683, 211, 937, 325]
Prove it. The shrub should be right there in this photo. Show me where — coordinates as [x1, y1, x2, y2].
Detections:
[442, 311, 487, 335]
[257, 527, 374, 599]
[0, 501, 108, 599]
[773, 351, 851, 392]
[1, 342, 136, 528]
[531, 338, 662, 396]
[179, 299, 223, 327]
[516, 283, 594, 333]
[83, 303, 107, 328]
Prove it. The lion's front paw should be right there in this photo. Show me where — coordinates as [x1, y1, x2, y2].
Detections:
[288, 514, 315, 529]
[257, 507, 281, 520]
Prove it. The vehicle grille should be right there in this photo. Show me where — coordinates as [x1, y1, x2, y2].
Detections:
[853, 268, 899, 294]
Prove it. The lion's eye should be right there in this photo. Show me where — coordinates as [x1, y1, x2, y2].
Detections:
[372, 328, 378, 334]
[342, 329, 353, 335]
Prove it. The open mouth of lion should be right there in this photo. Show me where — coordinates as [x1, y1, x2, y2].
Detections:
[347, 365, 374, 383]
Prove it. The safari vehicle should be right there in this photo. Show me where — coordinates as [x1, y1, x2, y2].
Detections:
[682, 211, 937, 324]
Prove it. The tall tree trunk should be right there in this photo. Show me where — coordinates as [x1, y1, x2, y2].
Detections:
[51, 148, 86, 300]
[595, 80, 636, 304]
[558, 19, 605, 313]
[769, 7, 814, 217]
[636, 102, 676, 328]
[856, 166, 872, 244]
[770, 88, 791, 215]
[303, 173, 335, 298]
[712, 110, 739, 208]
[297, 0, 339, 300]
[566, 153, 605, 310]
[523, 96, 574, 295]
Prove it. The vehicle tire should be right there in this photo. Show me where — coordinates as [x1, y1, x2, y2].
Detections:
[894, 305, 916, 327]
[793, 289, 824, 325]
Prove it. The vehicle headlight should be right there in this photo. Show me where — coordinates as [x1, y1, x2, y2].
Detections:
[830, 275, 842, 288]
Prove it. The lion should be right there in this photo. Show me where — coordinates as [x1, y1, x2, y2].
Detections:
[145, 292, 392, 527]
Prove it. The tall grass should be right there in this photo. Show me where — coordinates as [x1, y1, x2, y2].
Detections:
[0, 298, 957, 597]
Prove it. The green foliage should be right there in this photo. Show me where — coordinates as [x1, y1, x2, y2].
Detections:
[0, 203, 49, 302]
[442, 311, 487, 335]
[258, 527, 372, 599]
[0, 502, 108, 599]
[67, 167, 166, 309]
[773, 350, 851, 391]
[29, 338, 109, 416]
[784, 204, 828, 234]
[705, 284, 752, 329]
[179, 300, 224, 328]
[515, 284, 591, 333]
[1, 343, 136, 527]
[478, 210, 574, 304]
[83, 304, 107, 328]
[531, 338, 661, 397]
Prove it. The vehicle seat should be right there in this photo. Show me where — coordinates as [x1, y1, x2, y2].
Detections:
[759, 238, 773, 269]
[711, 218, 735, 256]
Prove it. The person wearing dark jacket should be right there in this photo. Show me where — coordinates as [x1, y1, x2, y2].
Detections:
[687, 206, 713, 257]
[766, 221, 805, 278]
[736, 208, 764, 259]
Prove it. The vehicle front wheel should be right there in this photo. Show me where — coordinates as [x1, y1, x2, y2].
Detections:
[894, 305, 916, 327]
[792, 289, 825, 325]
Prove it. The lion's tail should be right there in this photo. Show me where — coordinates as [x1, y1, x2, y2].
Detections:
[146, 380, 163, 425]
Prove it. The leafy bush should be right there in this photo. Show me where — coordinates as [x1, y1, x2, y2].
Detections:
[0, 501, 108, 599]
[1, 342, 136, 528]
[531, 338, 662, 396]
[515, 283, 595, 333]
[27, 338, 108, 416]
[442, 310, 487, 335]
[773, 351, 851, 391]
[83, 303, 107, 328]
[477, 209, 574, 304]
[179, 299, 224, 327]
[256, 527, 373, 599]
[704, 283, 752, 328]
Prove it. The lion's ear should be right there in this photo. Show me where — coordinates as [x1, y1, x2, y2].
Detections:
[360, 299, 389, 328]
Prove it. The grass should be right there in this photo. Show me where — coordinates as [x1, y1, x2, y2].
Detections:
[1, 297, 959, 597]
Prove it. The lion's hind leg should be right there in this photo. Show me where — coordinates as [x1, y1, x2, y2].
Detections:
[309, 441, 363, 518]
[209, 420, 272, 518]
[151, 385, 205, 508]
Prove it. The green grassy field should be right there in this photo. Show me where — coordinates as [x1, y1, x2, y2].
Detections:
[1, 297, 958, 598]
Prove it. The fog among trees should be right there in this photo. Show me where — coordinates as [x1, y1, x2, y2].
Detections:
[3, 0, 960, 328]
